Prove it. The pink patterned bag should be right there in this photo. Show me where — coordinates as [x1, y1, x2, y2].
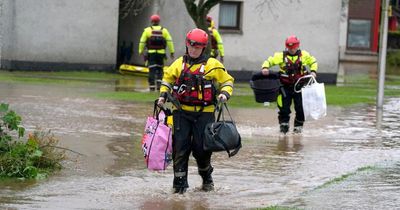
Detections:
[141, 104, 172, 171]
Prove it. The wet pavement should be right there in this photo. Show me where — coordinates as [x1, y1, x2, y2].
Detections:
[0, 75, 399, 210]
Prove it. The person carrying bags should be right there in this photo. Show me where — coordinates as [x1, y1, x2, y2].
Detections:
[157, 28, 234, 194]
[260, 35, 318, 134]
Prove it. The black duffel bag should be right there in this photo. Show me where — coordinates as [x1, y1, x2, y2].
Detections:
[204, 102, 241, 157]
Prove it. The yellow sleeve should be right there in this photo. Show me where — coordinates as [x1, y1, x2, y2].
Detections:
[261, 52, 283, 69]
[159, 57, 183, 93]
[204, 58, 234, 97]
[213, 29, 224, 57]
[301, 50, 318, 72]
[138, 28, 150, 55]
[163, 28, 175, 54]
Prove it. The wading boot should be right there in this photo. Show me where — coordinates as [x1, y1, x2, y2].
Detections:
[199, 166, 214, 192]
[173, 187, 187, 194]
[280, 123, 289, 134]
[173, 171, 188, 194]
[293, 126, 303, 134]
[201, 176, 214, 192]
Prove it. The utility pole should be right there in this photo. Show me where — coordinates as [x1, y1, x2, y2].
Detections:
[377, 0, 390, 109]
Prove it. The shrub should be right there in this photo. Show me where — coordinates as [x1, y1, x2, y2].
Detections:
[0, 103, 65, 179]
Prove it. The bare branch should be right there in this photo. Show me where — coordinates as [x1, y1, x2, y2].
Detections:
[120, 0, 152, 20]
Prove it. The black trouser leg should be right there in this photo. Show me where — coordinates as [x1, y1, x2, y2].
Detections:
[148, 67, 157, 91]
[172, 111, 214, 190]
[191, 112, 214, 175]
[147, 53, 165, 91]
[293, 91, 304, 127]
[278, 86, 292, 124]
[172, 111, 191, 189]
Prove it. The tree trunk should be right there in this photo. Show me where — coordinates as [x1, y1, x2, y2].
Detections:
[183, 0, 222, 56]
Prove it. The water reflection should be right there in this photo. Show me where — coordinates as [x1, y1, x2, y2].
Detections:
[276, 135, 304, 154]
[114, 77, 148, 92]
[140, 198, 210, 210]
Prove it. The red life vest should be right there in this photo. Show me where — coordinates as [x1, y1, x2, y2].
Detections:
[280, 50, 306, 85]
[172, 61, 216, 107]
[147, 26, 166, 50]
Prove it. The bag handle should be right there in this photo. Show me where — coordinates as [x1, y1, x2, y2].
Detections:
[153, 100, 171, 123]
[215, 101, 234, 123]
[294, 75, 316, 93]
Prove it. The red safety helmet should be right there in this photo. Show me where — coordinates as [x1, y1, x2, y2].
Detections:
[285, 35, 300, 49]
[150, 14, 160, 23]
[186, 28, 208, 48]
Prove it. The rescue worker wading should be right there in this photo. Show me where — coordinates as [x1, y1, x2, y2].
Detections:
[157, 28, 234, 194]
[207, 16, 224, 63]
[139, 14, 175, 91]
[261, 35, 318, 134]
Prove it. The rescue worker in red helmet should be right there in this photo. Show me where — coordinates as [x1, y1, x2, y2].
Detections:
[207, 16, 225, 63]
[139, 14, 175, 91]
[157, 28, 234, 194]
[261, 35, 318, 134]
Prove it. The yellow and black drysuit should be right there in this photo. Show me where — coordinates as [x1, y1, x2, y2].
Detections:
[159, 55, 234, 190]
[261, 49, 318, 128]
[139, 25, 175, 90]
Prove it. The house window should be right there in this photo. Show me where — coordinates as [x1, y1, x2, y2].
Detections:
[219, 1, 242, 31]
[347, 19, 371, 49]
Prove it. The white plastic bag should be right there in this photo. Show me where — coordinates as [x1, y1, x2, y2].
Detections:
[296, 75, 327, 120]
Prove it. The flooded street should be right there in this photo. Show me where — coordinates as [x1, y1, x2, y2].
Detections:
[0, 76, 399, 210]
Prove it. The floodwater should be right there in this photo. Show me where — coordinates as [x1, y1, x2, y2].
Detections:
[0, 76, 399, 210]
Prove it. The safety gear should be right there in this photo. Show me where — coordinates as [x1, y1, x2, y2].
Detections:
[293, 126, 303, 134]
[199, 166, 214, 192]
[174, 187, 187, 194]
[150, 14, 160, 23]
[186, 28, 208, 48]
[173, 61, 216, 107]
[208, 27, 224, 58]
[280, 123, 289, 134]
[159, 56, 234, 113]
[173, 169, 188, 194]
[285, 35, 300, 50]
[207, 15, 212, 22]
[138, 25, 175, 55]
[147, 26, 166, 50]
[261, 50, 317, 77]
[280, 50, 306, 85]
